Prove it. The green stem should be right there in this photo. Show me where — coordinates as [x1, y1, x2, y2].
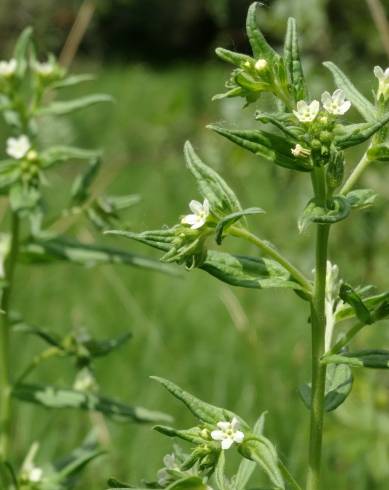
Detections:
[229, 226, 312, 294]
[306, 167, 329, 490]
[0, 212, 20, 461]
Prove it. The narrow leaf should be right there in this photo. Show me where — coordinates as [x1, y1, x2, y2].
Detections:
[339, 283, 372, 325]
[215, 207, 265, 244]
[40, 146, 101, 169]
[283, 18, 307, 101]
[345, 189, 377, 209]
[37, 94, 113, 116]
[246, 2, 280, 63]
[323, 350, 389, 369]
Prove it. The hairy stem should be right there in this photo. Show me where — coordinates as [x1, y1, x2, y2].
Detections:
[0, 212, 20, 461]
[229, 226, 312, 294]
[306, 167, 329, 490]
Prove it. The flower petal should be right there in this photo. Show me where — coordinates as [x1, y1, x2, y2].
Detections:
[233, 430, 245, 443]
[189, 200, 203, 214]
[217, 421, 231, 431]
[181, 214, 198, 226]
[374, 66, 384, 80]
[211, 430, 225, 441]
[221, 438, 234, 450]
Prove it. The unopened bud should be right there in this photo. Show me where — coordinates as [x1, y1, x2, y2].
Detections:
[255, 59, 268, 72]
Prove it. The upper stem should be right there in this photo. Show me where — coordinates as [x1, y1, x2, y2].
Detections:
[0, 212, 20, 461]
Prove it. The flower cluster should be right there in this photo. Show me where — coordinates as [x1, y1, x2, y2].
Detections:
[374, 65, 389, 101]
[0, 57, 62, 83]
[293, 89, 351, 123]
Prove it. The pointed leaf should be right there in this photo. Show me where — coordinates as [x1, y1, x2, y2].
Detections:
[40, 146, 101, 169]
[51, 74, 96, 89]
[37, 94, 113, 116]
[246, 2, 280, 63]
[367, 143, 389, 162]
[345, 189, 377, 209]
[14, 27, 33, 76]
[298, 197, 350, 233]
[153, 425, 205, 444]
[323, 62, 376, 122]
[71, 158, 102, 206]
[283, 18, 307, 102]
[334, 116, 389, 149]
[339, 283, 373, 325]
[215, 207, 265, 244]
[323, 350, 389, 369]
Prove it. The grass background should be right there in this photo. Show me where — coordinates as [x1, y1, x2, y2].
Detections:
[2, 59, 389, 490]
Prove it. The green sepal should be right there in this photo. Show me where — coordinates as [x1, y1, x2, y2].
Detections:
[36, 94, 113, 116]
[246, 2, 280, 63]
[40, 146, 101, 169]
[151, 376, 248, 428]
[184, 141, 242, 218]
[367, 143, 389, 162]
[334, 115, 389, 149]
[200, 250, 303, 291]
[299, 363, 353, 412]
[283, 18, 307, 102]
[298, 196, 350, 233]
[323, 61, 376, 122]
[239, 436, 285, 490]
[215, 207, 265, 244]
[20, 236, 178, 276]
[208, 125, 311, 172]
[345, 189, 377, 209]
[153, 425, 206, 445]
[255, 112, 302, 140]
[12, 383, 172, 423]
[322, 350, 389, 369]
[339, 283, 373, 325]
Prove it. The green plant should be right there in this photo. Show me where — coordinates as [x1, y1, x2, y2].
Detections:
[0, 28, 175, 489]
[108, 3, 389, 489]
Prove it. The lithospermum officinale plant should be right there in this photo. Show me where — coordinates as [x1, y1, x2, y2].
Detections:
[0, 28, 174, 489]
[108, 3, 389, 490]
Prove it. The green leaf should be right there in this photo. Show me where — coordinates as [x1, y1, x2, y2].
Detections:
[299, 363, 353, 412]
[234, 413, 266, 490]
[215, 451, 228, 490]
[339, 283, 373, 325]
[167, 476, 207, 490]
[345, 189, 377, 209]
[37, 94, 113, 116]
[20, 236, 178, 276]
[70, 157, 101, 206]
[0, 160, 20, 193]
[239, 436, 285, 490]
[336, 291, 389, 322]
[12, 321, 62, 348]
[184, 141, 242, 218]
[105, 228, 175, 253]
[9, 183, 41, 213]
[215, 207, 265, 244]
[107, 477, 133, 489]
[298, 197, 350, 233]
[153, 425, 205, 444]
[14, 27, 33, 76]
[322, 350, 389, 369]
[367, 143, 389, 162]
[334, 116, 389, 150]
[246, 2, 280, 63]
[200, 250, 303, 290]
[83, 331, 132, 358]
[283, 18, 307, 102]
[208, 125, 311, 172]
[323, 62, 376, 122]
[151, 376, 247, 428]
[51, 74, 96, 89]
[12, 383, 172, 423]
[40, 146, 101, 169]
[215, 48, 252, 67]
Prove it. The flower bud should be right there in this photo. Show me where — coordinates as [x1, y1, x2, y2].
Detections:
[255, 59, 268, 72]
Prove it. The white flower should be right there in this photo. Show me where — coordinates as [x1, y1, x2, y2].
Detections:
[255, 59, 268, 71]
[324, 261, 343, 351]
[374, 66, 389, 99]
[28, 466, 43, 483]
[181, 199, 210, 229]
[293, 100, 320, 122]
[6, 135, 31, 160]
[211, 417, 245, 450]
[321, 89, 351, 115]
[291, 144, 311, 158]
[33, 60, 55, 76]
[0, 59, 17, 77]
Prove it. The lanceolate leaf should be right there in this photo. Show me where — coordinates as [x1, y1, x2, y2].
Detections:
[246, 2, 280, 63]
[334, 116, 389, 149]
[153, 425, 205, 444]
[20, 237, 178, 275]
[345, 189, 377, 209]
[12, 383, 172, 423]
[283, 18, 307, 102]
[215, 207, 265, 244]
[208, 125, 311, 172]
[14, 27, 33, 76]
[323, 62, 376, 122]
[299, 364, 353, 412]
[105, 228, 175, 253]
[51, 74, 96, 89]
[298, 197, 350, 233]
[323, 350, 389, 369]
[200, 250, 303, 290]
[40, 146, 101, 168]
[184, 141, 242, 218]
[151, 376, 248, 428]
[71, 158, 102, 206]
[214, 48, 252, 67]
[336, 291, 389, 322]
[37, 94, 113, 116]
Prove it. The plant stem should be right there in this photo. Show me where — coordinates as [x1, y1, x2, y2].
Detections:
[229, 226, 312, 294]
[0, 212, 20, 461]
[306, 167, 329, 490]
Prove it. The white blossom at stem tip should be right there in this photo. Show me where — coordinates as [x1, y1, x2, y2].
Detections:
[293, 100, 320, 122]
[321, 89, 351, 115]
[291, 144, 311, 158]
[33, 60, 55, 76]
[211, 417, 245, 450]
[181, 199, 210, 230]
[255, 58, 268, 71]
[374, 66, 389, 99]
[6, 135, 31, 160]
[0, 59, 17, 77]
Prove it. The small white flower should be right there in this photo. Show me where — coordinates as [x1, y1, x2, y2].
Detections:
[211, 417, 245, 450]
[255, 58, 268, 71]
[0, 59, 17, 77]
[321, 89, 351, 115]
[374, 66, 389, 99]
[6, 135, 31, 160]
[293, 100, 320, 122]
[291, 144, 311, 158]
[28, 466, 43, 483]
[33, 60, 56, 76]
[181, 199, 210, 230]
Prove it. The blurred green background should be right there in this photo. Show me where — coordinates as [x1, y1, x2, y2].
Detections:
[2, 0, 389, 489]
